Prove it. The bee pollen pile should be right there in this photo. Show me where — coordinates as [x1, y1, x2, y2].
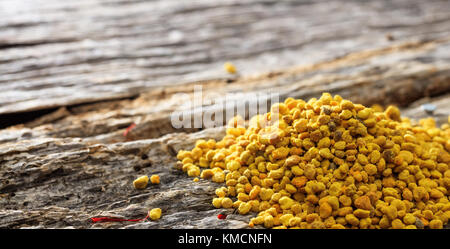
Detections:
[176, 93, 450, 229]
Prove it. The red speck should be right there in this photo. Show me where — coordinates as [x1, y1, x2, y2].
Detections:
[217, 214, 227, 220]
[90, 215, 148, 223]
[123, 123, 136, 137]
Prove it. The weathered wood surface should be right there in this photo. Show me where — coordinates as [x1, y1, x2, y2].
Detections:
[0, 0, 449, 229]
[1, 0, 450, 115]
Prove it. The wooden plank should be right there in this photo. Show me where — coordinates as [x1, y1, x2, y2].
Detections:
[2, 38, 449, 144]
[1, 41, 449, 228]
[1, 0, 450, 114]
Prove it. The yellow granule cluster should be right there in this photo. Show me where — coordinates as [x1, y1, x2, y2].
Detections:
[132, 174, 160, 190]
[176, 93, 450, 229]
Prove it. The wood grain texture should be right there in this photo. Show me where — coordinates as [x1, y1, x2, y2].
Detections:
[1, 0, 450, 115]
[0, 0, 449, 229]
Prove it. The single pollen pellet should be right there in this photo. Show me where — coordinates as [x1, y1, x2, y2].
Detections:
[133, 175, 149, 190]
[212, 172, 225, 183]
[357, 108, 372, 120]
[318, 137, 331, 149]
[150, 174, 160, 184]
[364, 164, 378, 175]
[227, 160, 241, 171]
[264, 215, 274, 228]
[200, 169, 214, 179]
[383, 206, 398, 220]
[212, 198, 223, 208]
[238, 202, 252, 215]
[339, 110, 353, 120]
[403, 214, 416, 225]
[327, 196, 339, 210]
[334, 141, 346, 150]
[391, 219, 405, 229]
[345, 214, 359, 226]
[340, 100, 354, 110]
[319, 202, 332, 219]
[224, 62, 237, 74]
[429, 219, 443, 229]
[319, 148, 333, 159]
[354, 209, 370, 219]
[279, 196, 295, 210]
[187, 166, 200, 177]
[385, 105, 401, 121]
[149, 208, 162, 221]
[221, 197, 233, 208]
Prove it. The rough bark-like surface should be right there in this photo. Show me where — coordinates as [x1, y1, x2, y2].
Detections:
[1, 0, 450, 115]
[0, 0, 449, 229]
[2, 38, 450, 145]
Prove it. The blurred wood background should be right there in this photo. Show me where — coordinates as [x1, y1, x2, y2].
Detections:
[0, 0, 449, 228]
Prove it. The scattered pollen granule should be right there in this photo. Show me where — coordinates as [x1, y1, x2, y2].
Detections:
[150, 174, 160, 184]
[133, 175, 149, 190]
[224, 62, 237, 74]
[177, 93, 450, 229]
[149, 208, 162, 221]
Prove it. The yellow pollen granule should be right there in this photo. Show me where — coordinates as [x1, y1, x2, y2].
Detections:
[133, 175, 149, 190]
[224, 62, 237, 74]
[149, 208, 162, 221]
[150, 174, 160, 184]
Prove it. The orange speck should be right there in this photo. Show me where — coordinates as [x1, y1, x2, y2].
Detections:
[123, 123, 136, 137]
